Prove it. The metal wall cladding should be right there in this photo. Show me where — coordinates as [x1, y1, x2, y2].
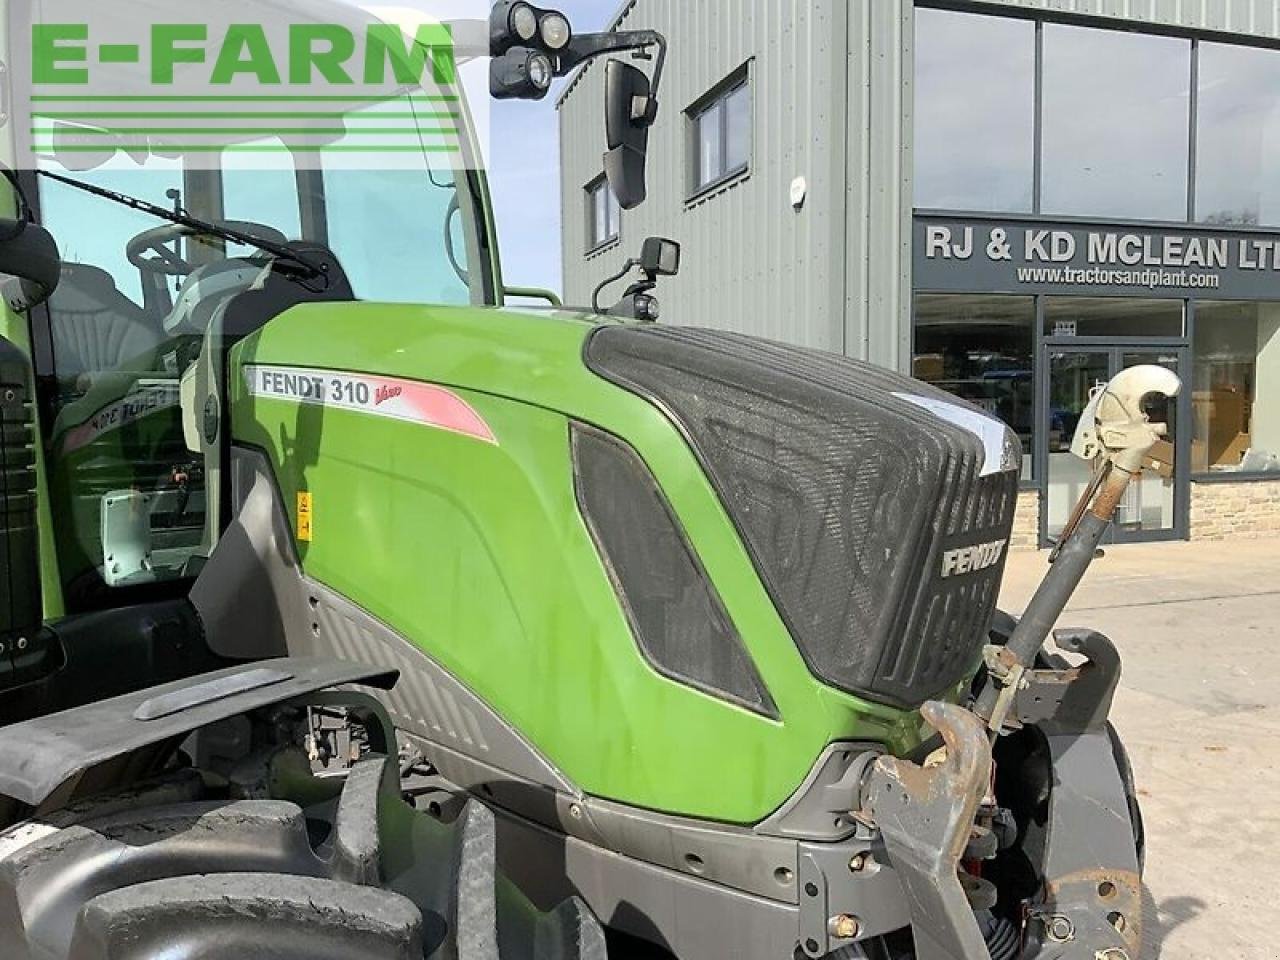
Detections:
[558, 0, 889, 359]
[559, 0, 1280, 371]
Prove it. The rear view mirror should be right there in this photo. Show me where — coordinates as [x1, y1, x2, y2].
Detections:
[640, 237, 680, 278]
[605, 60, 655, 210]
[51, 122, 149, 172]
[489, 4, 667, 210]
[0, 221, 61, 312]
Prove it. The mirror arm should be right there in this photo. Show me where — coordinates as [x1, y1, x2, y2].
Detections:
[561, 30, 667, 101]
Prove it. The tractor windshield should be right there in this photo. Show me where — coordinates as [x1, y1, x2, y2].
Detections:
[31, 93, 493, 611]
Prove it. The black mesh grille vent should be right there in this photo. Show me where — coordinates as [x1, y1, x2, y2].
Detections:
[585, 325, 1020, 709]
[571, 423, 777, 717]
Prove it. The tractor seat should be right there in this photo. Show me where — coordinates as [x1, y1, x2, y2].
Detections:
[47, 263, 163, 394]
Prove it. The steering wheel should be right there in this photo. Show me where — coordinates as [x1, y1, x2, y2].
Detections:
[126, 221, 289, 277]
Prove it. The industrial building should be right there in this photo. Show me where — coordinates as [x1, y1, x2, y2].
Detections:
[558, 0, 1280, 547]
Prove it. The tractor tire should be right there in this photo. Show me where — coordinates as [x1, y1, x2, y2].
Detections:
[0, 757, 606, 960]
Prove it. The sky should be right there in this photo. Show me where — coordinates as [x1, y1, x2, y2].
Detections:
[487, 0, 615, 293]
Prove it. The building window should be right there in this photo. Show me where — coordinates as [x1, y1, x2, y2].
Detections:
[689, 70, 751, 196]
[1043, 298, 1185, 339]
[1196, 43, 1280, 227]
[586, 176, 620, 252]
[913, 294, 1035, 480]
[913, 9, 1035, 213]
[1193, 302, 1280, 474]
[1041, 24, 1191, 221]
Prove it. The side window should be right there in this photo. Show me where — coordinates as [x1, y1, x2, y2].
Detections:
[689, 69, 752, 197]
[39, 161, 182, 308]
[309, 99, 476, 306]
[320, 166, 472, 304]
[222, 142, 303, 242]
[586, 175, 620, 252]
[36, 156, 204, 607]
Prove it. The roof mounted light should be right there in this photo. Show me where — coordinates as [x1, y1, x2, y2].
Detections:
[528, 51, 553, 90]
[491, 1, 570, 56]
[539, 11, 572, 51]
[490, 47, 555, 100]
[511, 2, 538, 42]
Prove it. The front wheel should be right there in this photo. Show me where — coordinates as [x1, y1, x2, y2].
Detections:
[0, 757, 606, 960]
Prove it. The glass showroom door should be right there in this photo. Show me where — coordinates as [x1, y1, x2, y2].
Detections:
[1045, 346, 1186, 544]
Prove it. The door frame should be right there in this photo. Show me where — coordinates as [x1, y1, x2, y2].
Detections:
[1037, 339, 1192, 547]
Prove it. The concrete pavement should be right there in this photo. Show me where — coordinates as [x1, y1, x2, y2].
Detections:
[1001, 538, 1280, 960]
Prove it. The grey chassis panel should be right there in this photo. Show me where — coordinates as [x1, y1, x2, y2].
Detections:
[411, 731, 916, 952]
[196, 446, 576, 796]
[189, 446, 316, 660]
[754, 741, 881, 842]
[0, 658, 396, 808]
[493, 802, 812, 960]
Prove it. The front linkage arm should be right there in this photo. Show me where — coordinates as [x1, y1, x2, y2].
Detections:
[975, 364, 1180, 736]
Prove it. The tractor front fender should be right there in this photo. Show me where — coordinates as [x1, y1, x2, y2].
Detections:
[0, 658, 398, 810]
[1021, 729, 1143, 960]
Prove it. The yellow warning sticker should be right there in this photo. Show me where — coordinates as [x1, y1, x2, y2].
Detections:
[297, 491, 314, 542]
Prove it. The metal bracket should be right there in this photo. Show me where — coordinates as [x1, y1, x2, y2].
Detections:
[861, 702, 994, 960]
[1014, 629, 1121, 735]
[797, 851, 831, 957]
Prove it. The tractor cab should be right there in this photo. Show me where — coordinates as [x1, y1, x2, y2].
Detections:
[8, 0, 662, 618]
[32, 100, 492, 614]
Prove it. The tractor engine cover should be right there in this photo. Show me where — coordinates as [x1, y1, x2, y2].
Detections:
[586, 325, 1021, 709]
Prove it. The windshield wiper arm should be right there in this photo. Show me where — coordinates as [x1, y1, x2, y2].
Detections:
[35, 168, 326, 280]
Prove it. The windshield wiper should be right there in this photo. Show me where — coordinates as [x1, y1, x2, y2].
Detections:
[34, 169, 327, 281]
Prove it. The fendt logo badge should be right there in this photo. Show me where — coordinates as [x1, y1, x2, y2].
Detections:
[940, 539, 1008, 579]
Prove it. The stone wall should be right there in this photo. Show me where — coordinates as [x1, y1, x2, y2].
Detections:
[1008, 481, 1280, 549]
[1010, 490, 1041, 551]
[1190, 479, 1280, 541]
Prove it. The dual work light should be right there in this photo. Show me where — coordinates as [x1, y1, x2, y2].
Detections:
[490, 1, 573, 99]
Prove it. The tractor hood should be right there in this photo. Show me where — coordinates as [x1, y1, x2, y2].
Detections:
[233, 302, 1020, 712]
[583, 324, 1023, 709]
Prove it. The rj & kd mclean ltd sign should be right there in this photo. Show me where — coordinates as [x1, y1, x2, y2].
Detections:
[914, 217, 1280, 300]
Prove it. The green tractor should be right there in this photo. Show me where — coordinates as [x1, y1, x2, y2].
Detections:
[0, 2, 1167, 958]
